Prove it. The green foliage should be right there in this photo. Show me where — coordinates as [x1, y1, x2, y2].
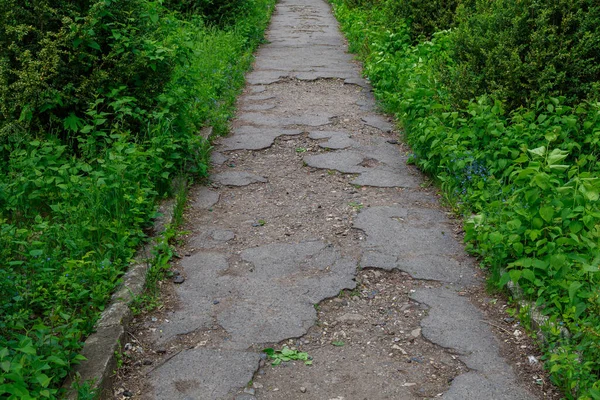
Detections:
[0, 0, 274, 396]
[332, 0, 600, 397]
[337, 0, 471, 46]
[0, 323, 86, 399]
[163, 0, 252, 26]
[130, 216, 184, 317]
[263, 346, 312, 366]
[383, 0, 464, 42]
[0, 0, 180, 143]
[445, 0, 600, 110]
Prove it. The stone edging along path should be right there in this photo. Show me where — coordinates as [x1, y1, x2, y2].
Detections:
[113, 0, 547, 398]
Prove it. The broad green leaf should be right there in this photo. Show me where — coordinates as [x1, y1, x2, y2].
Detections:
[510, 258, 532, 268]
[514, 154, 529, 163]
[16, 346, 36, 355]
[548, 164, 569, 171]
[0, 382, 29, 396]
[262, 348, 275, 357]
[568, 282, 583, 304]
[331, 341, 345, 346]
[569, 222, 583, 234]
[0, 361, 9, 373]
[281, 347, 294, 356]
[0, 348, 8, 359]
[87, 40, 101, 50]
[533, 173, 550, 189]
[498, 272, 511, 287]
[539, 206, 554, 222]
[521, 269, 535, 282]
[549, 254, 566, 269]
[506, 219, 521, 230]
[46, 356, 67, 366]
[512, 242, 523, 255]
[583, 215, 595, 230]
[36, 373, 52, 388]
[580, 181, 599, 201]
[489, 232, 503, 244]
[583, 255, 600, 272]
[547, 148, 568, 166]
[532, 258, 549, 270]
[527, 146, 546, 158]
[29, 249, 43, 257]
[509, 269, 522, 283]
[588, 388, 600, 400]
[529, 230, 540, 240]
[63, 113, 83, 132]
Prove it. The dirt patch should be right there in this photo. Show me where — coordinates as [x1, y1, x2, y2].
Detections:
[253, 269, 467, 399]
[464, 285, 562, 399]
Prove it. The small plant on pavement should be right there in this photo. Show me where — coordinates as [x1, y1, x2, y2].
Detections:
[262, 346, 312, 366]
[348, 201, 364, 210]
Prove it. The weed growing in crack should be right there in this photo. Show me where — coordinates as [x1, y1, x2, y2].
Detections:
[348, 201, 364, 210]
[263, 346, 313, 366]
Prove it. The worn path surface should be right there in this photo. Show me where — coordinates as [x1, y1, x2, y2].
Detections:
[116, 0, 548, 398]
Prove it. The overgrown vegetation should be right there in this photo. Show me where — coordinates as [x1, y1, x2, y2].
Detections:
[0, 0, 274, 397]
[332, 0, 600, 397]
[130, 180, 188, 317]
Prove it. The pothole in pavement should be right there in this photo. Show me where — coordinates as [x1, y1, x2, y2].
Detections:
[246, 269, 468, 400]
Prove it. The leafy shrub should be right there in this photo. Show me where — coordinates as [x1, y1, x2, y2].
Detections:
[340, 0, 468, 42]
[332, 0, 600, 396]
[445, 0, 600, 109]
[0, 0, 274, 396]
[382, 0, 464, 41]
[163, 0, 251, 26]
[0, 0, 179, 144]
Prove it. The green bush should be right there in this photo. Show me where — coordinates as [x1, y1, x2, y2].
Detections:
[339, 0, 467, 43]
[0, 0, 274, 396]
[332, 0, 600, 396]
[163, 0, 251, 26]
[383, 0, 464, 41]
[445, 0, 600, 109]
[0, 0, 179, 144]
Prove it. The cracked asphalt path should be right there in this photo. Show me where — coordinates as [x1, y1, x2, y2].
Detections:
[119, 0, 540, 398]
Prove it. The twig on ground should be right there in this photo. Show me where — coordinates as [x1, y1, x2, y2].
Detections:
[480, 319, 513, 336]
